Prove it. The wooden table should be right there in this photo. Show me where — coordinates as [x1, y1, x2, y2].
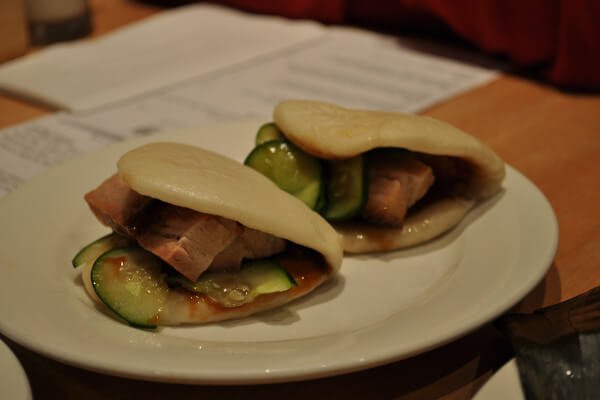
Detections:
[1, 1, 599, 399]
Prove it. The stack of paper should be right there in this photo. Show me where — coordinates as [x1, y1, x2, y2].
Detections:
[0, 4, 324, 111]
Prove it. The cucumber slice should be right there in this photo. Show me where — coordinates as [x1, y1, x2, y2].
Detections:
[167, 259, 296, 308]
[244, 140, 324, 209]
[72, 232, 133, 268]
[323, 155, 368, 221]
[91, 247, 169, 328]
[255, 122, 283, 145]
[240, 259, 296, 294]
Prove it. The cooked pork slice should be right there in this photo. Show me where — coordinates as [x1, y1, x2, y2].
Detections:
[85, 176, 287, 281]
[137, 203, 242, 281]
[84, 174, 152, 235]
[362, 151, 435, 227]
[210, 227, 287, 271]
[362, 177, 409, 226]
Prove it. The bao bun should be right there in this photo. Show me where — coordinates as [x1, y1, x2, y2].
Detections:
[83, 142, 342, 324]
[273, 100, 506, 253]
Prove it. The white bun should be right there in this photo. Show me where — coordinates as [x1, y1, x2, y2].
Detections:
[117, 142, 342, 273]
[273, 100, 505, 252]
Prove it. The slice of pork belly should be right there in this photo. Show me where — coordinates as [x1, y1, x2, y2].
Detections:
[137, 204, 287, 280]
[84, 174, 152, 236]
[362, 150, 435, 227]
[85, 174, 287, 281]
[136, 203, 243, 281]
[210, 227, 287, 271]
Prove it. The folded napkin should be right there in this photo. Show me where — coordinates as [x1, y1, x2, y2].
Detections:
[498, 286, 600, 400]
[0, 4, 323, 111]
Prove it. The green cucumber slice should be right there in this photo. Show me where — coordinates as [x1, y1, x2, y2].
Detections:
[72, 232, 133, 268]
[255, 122, 283, 145]
[167, 259, 296, 308]
[314, 188, 328, 214]
[240, 259, 296, 295]
[244, 139, 324, 210]
[91, 247, 169, 329]
[323, 155, 368, 221]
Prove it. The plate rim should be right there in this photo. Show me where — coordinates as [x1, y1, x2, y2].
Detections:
[0, 338, 32, 399]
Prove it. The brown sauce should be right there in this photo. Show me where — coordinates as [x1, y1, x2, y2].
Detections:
[147, 313, 161, 326]
[106, 255, 127, 268]
[277, 246, 329, 293]
[334, 220, 399, 251]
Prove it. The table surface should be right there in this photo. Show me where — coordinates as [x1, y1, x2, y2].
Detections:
[1, 1, 599, 399]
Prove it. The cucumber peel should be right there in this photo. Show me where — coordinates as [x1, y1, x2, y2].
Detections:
[323, 155, 368, 221]
[72, 232, 133, 268]
[255, 122, 283, 145]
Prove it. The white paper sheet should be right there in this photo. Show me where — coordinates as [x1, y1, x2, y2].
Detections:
[69, 27, 498, 138]
[0, 113, 115, 195]
[0, 4, 324, 111]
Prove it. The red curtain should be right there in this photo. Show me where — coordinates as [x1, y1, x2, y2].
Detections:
[209, 0, 600, 90]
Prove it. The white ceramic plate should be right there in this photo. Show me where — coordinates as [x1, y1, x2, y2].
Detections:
[0, 339, 31, 400]
[473, 359, 525, 400]
[0, 121, 558, 384]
